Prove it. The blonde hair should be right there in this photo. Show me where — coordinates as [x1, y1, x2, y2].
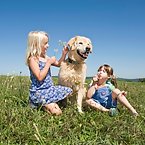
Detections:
[25, 31, 48, 65]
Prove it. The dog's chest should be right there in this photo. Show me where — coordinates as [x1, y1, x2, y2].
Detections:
[61, 61, 85, 74]
[59, 62, 86, 87]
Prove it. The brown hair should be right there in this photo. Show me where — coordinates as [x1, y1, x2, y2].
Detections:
[98, 64, 117, 88]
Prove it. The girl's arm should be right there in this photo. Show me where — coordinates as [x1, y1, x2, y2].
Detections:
[87, 85, 96, 99]
[112, 88, 127, 99]
[29, 56, 56, 81]
[53, 46, 69, 67]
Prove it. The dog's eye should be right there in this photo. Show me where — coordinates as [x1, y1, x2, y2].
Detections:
[79, 42, 83, 45]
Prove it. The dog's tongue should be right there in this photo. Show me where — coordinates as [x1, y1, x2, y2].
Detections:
[83, 52, 88, 58]
[81, 54, 88, 59]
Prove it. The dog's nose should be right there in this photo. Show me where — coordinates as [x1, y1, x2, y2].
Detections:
[86, 47, 90, 53]
[86, 47, 90, 51]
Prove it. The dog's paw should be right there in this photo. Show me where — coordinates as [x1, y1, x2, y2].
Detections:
[78, 108, 84, 114]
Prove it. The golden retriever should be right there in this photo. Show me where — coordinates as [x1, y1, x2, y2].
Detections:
[58, 36, 92, 113]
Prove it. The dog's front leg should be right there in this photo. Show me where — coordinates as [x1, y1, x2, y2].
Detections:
[77, 88, 86, 113]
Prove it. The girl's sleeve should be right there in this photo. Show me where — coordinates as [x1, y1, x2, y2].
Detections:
[106, 81, 115, 91]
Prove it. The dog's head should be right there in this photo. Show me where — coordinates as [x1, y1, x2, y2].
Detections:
[67, 36, 92, 62]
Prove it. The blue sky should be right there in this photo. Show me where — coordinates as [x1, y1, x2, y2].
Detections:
[0, 0, 145, 79]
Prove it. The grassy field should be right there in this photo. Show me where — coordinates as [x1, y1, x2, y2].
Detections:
[0, 75, 145, 145]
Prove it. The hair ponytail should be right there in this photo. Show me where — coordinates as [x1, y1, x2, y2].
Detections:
[110, 74, 117, 88]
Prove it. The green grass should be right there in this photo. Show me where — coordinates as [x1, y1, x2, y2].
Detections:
[0, 75, 145, 145]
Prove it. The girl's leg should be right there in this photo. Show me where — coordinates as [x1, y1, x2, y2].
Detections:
[116, 93, 138, 116]
[86, 99, 109, 112]
[43, 103, 62, 115]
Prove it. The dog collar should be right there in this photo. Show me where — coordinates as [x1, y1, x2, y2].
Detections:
[67, 57, 80, 64]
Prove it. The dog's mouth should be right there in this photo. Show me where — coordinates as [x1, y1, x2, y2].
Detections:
[77, 47, 91, 59]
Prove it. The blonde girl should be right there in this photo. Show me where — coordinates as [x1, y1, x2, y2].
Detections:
[86, 64, 138, 116]
[26, 31, 72, 115]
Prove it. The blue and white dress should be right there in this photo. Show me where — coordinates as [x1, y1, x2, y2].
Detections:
[92, 84, 117, 109]
[29, 61, 72, 108]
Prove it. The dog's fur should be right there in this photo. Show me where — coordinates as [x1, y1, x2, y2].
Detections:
[58, 36, 92, 113]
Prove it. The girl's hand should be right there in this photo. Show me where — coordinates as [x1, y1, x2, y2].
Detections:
[62, 46, 69, 55]
[121, 90, 127, 96]
[89, 75, 98, 88]
[46, 56, 56, 65]
[92, 75, 98, 82]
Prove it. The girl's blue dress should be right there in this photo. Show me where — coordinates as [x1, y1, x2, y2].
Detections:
[29, 61, 72, 108]
[92, 86, 117, 109]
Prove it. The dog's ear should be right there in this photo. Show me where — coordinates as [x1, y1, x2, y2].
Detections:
[67, 36, 78, 50]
